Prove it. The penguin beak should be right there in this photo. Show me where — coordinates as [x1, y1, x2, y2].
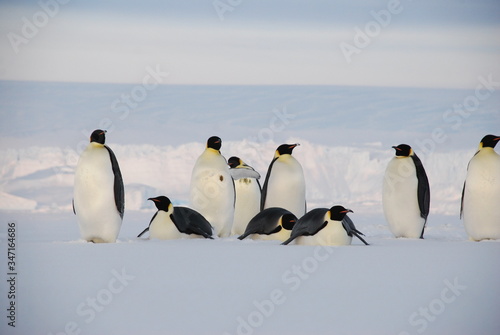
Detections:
[148, 198, 159, 202]
[291, 144, 300, 149]
[341, 209, 354, 214]
[392, 146, 401, 151]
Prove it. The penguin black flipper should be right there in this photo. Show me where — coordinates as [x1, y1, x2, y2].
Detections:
[460, 181, 466, 219]
[137, 211, 157, 237]
[239, 207, 290, 240]
[104, 145, 125, 218]
[137, 227, 149, 238]
[460, 151, 477, 219]
[173, 207, 214, 239]
[282, 208, 328, 245]
[411, 154, 430, 220]
[261, 157, 278, 211]
[411, 154, 430, 238]
[341, 215, 369, 245]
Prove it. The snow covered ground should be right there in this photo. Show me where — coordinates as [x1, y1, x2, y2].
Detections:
[1, 81, 499, 334]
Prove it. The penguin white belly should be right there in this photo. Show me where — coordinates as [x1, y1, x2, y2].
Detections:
[382, 157, 424, 238]
[149, 212, 184, 240]
[74, 144, 122, 243]
[190, 152, 235, 237]
[265, 158, 305, 218]
[296, 220, 352, 246]
[231, 178, 261, 236]
[463, 149, 500, 241]
[250, 225, 291, 242]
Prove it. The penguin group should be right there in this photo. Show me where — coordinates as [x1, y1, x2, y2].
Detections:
[73, 131, 500, 244]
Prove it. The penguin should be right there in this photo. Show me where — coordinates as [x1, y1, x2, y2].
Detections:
[228, 156, 262, 236]
[282, 206, 368, 246]
[238, 207, 297, 242]
[461, 134, 500, 241]
[382, 144, 430, 239]
[73, 129, 124, 243]
[261, 143, 306, 218]
[189, 136, 235, 238]
[137, 196, 213, 240]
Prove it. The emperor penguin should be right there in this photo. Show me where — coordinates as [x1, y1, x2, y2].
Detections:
[238, 207, 297, 242]
[73, 129, 124, 243]
[461, 134, 500, 241]
[382, 144, 430, 239]
[189, 136, 235, 237]
[228, 156, 262, 236]
[261, 144, 306, 218]
[282, 206, 368, 246]
[137, 196, 213, 239]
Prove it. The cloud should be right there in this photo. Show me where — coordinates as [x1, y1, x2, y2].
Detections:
[0, 1, 499, 88]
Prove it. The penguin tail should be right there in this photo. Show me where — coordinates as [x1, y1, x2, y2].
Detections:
[353, 232, 369, 245]
[137, 227, 149, 238]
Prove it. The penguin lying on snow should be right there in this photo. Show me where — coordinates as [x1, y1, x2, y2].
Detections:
[238, 207, 297, 242]
[138, 196, 214, 240]
[382, 144, 430, 239]
[73, 129, 124, 243]
[461, 134, 500, 241]
[282, 206, 368, 246]
[228, 156, 262, 236]
[261, 143, 306, 218]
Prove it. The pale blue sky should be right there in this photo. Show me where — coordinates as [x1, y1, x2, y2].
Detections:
[1, 0, 499, 88]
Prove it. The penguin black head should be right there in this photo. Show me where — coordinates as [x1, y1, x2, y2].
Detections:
[392, 144, 413, 157]
[148, 196, 173, 212]
[90, 129, 106, 144]
[207, 136, 222, 151]
[329, 206, 353, 221]
[276, 143, 300, 156]
[228, 156, 242, 168]
[480, 134, 500, 149]
[281, 213, 297, 230]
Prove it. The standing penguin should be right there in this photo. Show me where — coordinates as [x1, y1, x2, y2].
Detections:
[238, 207, 297, 242]
[282, 206, 368, 246]
[382, 144, 430, 239]
[461, 134, 500, 241]
[73, 129, 124, 243]
[189, 136, 235, 237]
[137, 196, 213, 240]
[261, 144, 306, 218]
[228, 156, 261, 236]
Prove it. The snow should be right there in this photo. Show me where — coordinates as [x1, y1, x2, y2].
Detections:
[1, 81, 500, 334]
